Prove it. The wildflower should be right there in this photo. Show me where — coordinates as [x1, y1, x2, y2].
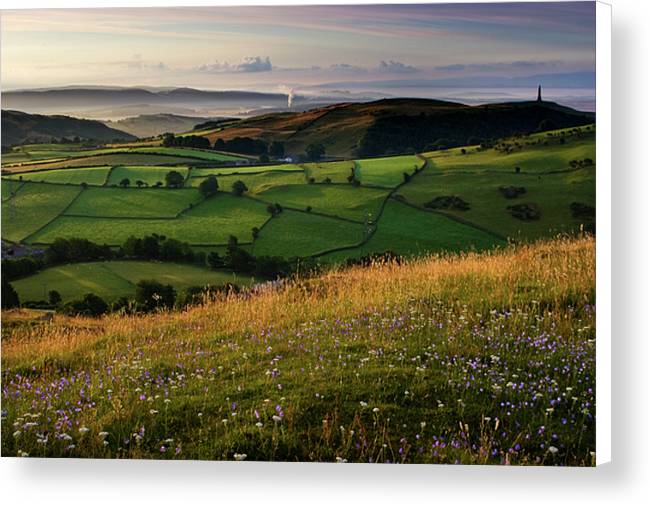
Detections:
[359, 401, 368, 408]
[420, 422, 426, 429]
[98, 431, 109, 439]
[78, 426, 90, 434]
[335, 457, 348, 463]
[13, 430, 21, 438]
[548, 446, 559, 454]
[149, 409, 159, 415]
[256, 422, 263, 428]
[272, 415, 282, 423]
[373, 407, 380, 413]
[233, 453, 247, 461]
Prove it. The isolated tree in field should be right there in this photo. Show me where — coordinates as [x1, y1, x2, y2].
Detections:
[1, 279, 19, 309]
[135, 180, 146, 188]
[165, 170, 185, 188]
[48, 290, 62, 306]
[119, 178, 130, 188]
[251, 227, 260, 240]
[198, 175, 219, 198]
[80, 182, 88, 189]
[231, 180, 248, 196]
[514, 166, 521, 174]
[403, 172, 412, 183]
[155, 181, 163, 188]
[258, 153, 270, 163]
[306, 143, 325, 162]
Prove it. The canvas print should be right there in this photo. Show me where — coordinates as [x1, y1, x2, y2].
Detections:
[0, 2, 597, 465]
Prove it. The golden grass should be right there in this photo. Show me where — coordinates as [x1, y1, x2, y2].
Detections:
[2, 235, 595, 369]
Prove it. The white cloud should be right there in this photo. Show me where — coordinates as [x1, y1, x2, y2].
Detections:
[378, 60, 418, 74]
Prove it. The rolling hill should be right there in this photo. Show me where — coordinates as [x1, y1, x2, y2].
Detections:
[1, 110, 136, 147]
[203, 98, 594, 158]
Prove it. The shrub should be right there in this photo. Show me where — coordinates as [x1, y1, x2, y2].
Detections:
[135, 280, 176, 312]
[424, 196, 470, 211]
[63, 293, 108, 317]
[232, 180, 248, 196]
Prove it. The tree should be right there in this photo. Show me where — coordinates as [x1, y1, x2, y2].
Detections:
[403, 172, 412, 183]
[269, 141, 285, 158]
[63, 293, 108, 317]
[306, 143, 325, 162]
[119, 178, 130, 188]
[165, 170, 185, 188]
[135, 280, 176, 311]
[48, 290, 62, 306]
[206, 251, 224, 269]
[231, 180, 248, 196]
[1, 279, 20, 309]
[251, 227, 260, 240]
[198, 175, 219, 198]
[135, 180, 146, 188]
[258, 153, 270, 163]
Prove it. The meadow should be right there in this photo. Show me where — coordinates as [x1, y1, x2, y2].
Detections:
[1, 236, 596, 464]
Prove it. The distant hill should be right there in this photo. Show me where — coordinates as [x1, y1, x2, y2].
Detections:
[202, 98, 595, 157]
[102, 113, 222, 138]
[1, 110, 137, 146]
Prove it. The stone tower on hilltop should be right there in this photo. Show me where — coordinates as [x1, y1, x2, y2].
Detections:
[537, 85, 542, 102]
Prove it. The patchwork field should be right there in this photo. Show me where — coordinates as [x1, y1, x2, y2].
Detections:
[2, 127, 595, 303]
[11, 261, 254, 303]
[27, 193, 269, 246]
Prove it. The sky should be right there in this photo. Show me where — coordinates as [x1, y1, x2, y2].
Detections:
[0, 2, 596, 96]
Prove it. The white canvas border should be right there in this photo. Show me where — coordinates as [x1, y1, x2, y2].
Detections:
[595, 0, 612, 466]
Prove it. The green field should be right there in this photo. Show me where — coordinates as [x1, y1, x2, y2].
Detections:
[1, 183, 81, 242]
[63, 187, 202, 218]
[8, 167, 111, 186]
[106, 166, 190, 187]
[12, 261, 254, 303]
[257, 184, 390, 222]
[190, 171, 307, 193]
[356, 155, 423, 187]
[253, 209, 365, 257]
[323, 199, 505, 263]
[302, 160, 356, 184]
[29, 192, 269, 245]
[7, 153, 201, 172]
[1, 179, 25, 200]
[424, 135, 595, 175]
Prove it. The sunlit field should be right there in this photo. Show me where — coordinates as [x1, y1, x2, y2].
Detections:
[1, 236, 595, 465]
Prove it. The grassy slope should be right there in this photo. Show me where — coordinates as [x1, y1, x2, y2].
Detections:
[5, 153, 200, 172]
[252, 210, 364, 257]
[195, 171, 307, 193]
[257, 184, 390, 222]
[12, 261, 254, 303]
[107, 166, 190, 187]
[29, 193, 269, 246]
[323, 199, 504, 263]
[63, 187, 201, 218]
[302, 160, 355, 184]
[1, 183, 81, 242]
[10, 167, 111, 186]
[1, 237, 595, 464]
[357, 155, 423, 187]
[190, 164, 302, 177]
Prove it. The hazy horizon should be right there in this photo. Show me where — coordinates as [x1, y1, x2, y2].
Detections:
[1, 2, 596, 111]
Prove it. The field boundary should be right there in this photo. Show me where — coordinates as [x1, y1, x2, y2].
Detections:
[20, 186, 86, 244]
